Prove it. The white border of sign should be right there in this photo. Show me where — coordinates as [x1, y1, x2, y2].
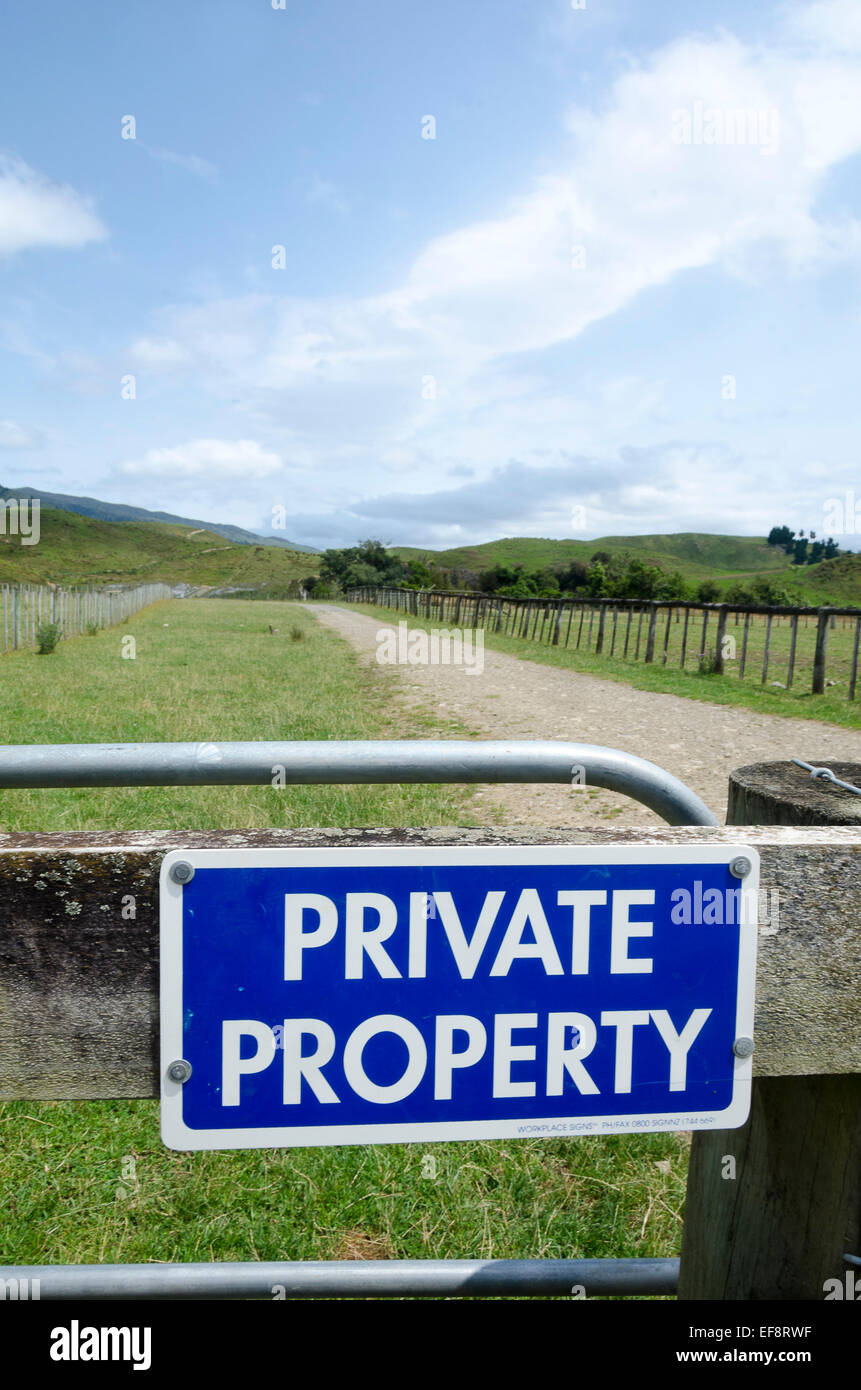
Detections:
[160, 844, 759, 1151]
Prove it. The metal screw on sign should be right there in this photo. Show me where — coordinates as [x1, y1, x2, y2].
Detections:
[733, 1037, 754, 1059]
[167, 1060, 192, 1083]
[729, 856, 751, 879]
[169, 861, 194, 885]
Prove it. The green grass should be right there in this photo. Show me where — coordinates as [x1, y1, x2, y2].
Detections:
[351, 600, 861, 729]
[0, 1101, 687, 1271]
[0, 597, 688, 1284]
[0, 598, 472, 832]
[0, 507, 318, 590]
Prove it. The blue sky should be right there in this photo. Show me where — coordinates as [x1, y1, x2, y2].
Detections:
[2, 0, 861, 550]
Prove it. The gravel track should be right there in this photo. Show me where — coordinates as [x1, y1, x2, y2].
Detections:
[310, 604, 861, 827]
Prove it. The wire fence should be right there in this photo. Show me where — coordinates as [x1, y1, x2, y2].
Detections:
[345, 587, 861, 700]
[0, 582, 172, 654]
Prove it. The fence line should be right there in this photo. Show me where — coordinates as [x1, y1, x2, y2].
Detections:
[0, 582, 172, 655]
[345, 587, 861, 700]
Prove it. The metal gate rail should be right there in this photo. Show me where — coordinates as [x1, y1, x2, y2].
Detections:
[0, 1258, 679, 1299]
[0, 738, 717, 826]
[0, 737, 715, 1298]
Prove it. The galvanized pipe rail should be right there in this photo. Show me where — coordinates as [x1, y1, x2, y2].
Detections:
[0, 738, 717, 827]
[0, 1257, 679, 1300]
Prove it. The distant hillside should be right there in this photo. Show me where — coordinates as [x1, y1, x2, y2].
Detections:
[393, 532, 861, 606]
[0, 484, 318, 553]
[393, 533, 791, 578]
[3, 513, 857, 606]
[773, 550, 861, 606]
[0, 508, 319, 591]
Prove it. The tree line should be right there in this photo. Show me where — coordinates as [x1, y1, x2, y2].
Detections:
[305, 528, 842, 605]
[767, 525, 840, 566]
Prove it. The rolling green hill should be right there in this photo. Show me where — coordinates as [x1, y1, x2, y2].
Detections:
[393, 533, 861, 605]
[394, 533, 791, 576]
[775, 550, 861, 606]
[0, 508, 319, 591]
[2, 512, 858, 606]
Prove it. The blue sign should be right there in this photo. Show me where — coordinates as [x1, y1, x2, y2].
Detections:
[160, 846, 758, 1150]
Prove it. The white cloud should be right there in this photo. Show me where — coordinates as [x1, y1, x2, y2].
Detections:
[118, 439, 283, 479]
[120, 4, 861, 543]
[0, 156, 107, 255]
[0, 419, 43, 449]
[135, 16, 861, 390]
[781, 0, 861, 53]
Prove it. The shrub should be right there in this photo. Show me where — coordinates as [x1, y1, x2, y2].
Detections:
[289, 624, 305, 641]
[696, 581, 721, 603]
[697, 652, 720, 675]
[725, 585, 755, 605]
[36, 622, 62, 654]
[752, 578, 794, 606]
[305, 579, 339, 599]
[85, 622, 99, 636]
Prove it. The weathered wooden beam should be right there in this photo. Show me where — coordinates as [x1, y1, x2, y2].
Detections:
[1, 825, 860, 1100]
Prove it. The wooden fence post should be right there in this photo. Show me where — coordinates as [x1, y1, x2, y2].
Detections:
[812, 608, 831, 694]
[595, 601, 607, 654]
[787, 613, 799, 689]
[661, 604, 672, 665]
[761, 612, 773, 685]
[680, 606, 690, 667]
[678, 760, 861, 1300]
[850, 617, 861, 701]
[644, 602, 658, 663]
[714, 604, 728, 675]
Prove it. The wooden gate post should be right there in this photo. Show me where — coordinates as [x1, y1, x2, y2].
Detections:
[678, 760, 861, 1300]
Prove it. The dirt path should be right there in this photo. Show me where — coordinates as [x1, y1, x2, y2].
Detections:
[310, 604, 861, 827]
